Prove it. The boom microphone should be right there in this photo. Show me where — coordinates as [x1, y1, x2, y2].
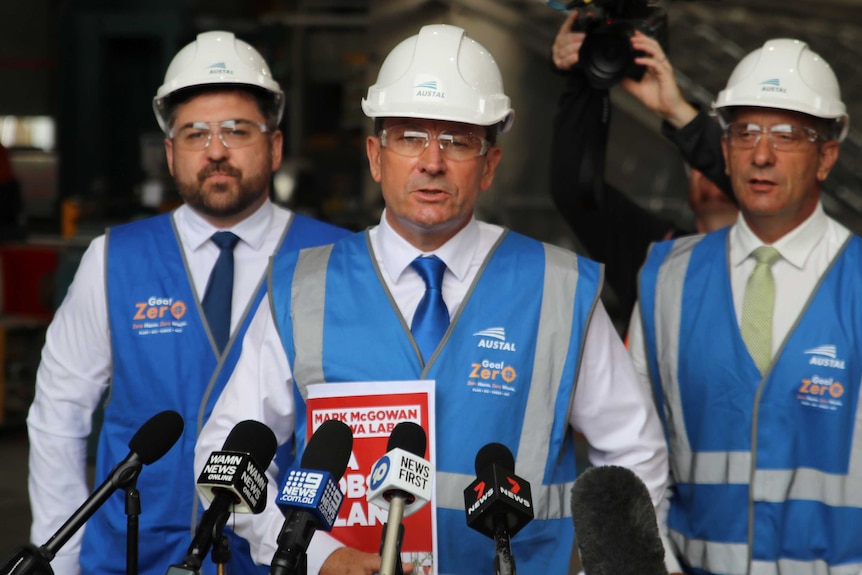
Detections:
[0, 410, 184, 575]
[271, 419, 354, 575]
[366, 422, 432, 575]
[463, 443, 533, 575]
[168, 419, 277, 574]
[570, 465, 667, 575]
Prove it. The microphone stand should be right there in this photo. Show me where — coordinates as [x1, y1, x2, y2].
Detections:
[378, 498, 405, 575]
[211, 535, 230, 575]
[493, 523, 516, 575]
[126, 486, 141, 575]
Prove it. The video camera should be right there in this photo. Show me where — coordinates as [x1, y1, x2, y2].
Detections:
[556, 0, 668, 90]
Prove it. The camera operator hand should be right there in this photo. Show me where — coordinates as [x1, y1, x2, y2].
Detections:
[552, 10, 584, 71]
[621, 31, 698, 129]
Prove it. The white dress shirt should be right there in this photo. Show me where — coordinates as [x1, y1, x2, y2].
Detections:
[628, 203, 851, 574]
[26, 200, 292, 575]
[196, 210, 670, 575]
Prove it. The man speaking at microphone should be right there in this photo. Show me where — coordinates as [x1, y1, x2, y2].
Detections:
[197, 23, 671, 575]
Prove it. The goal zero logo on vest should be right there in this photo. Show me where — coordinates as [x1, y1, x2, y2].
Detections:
[131, 296, 189, 336]
[467, 358, 518, 398]
[797, 375, 845, 412]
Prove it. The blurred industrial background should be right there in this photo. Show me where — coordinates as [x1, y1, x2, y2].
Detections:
[1, 0, 861, 561]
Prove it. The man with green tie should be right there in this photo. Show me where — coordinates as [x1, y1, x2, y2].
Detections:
[630, 38, 861, 575]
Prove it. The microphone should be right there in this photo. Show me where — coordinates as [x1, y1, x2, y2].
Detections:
[366, 422, 432, 575]
[463, 443, 534, 575]
[571, 465, 667, 575]
[271, 419, 353, 575]
[0, 410, 184, 575]
[168, 419, 277, 574]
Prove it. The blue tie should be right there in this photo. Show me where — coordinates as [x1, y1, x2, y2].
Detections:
[202, 231, 239, 354]
[410, 256, 449, 361]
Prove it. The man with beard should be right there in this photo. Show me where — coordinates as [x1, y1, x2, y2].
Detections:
[26, 31, 348, 575]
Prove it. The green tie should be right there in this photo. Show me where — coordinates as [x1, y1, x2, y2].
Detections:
[741, 246, 781, 375]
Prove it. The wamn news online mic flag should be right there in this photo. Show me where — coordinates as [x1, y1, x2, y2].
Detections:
[305, 380, 437, 568]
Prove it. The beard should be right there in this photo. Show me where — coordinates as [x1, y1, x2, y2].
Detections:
[176, 157, 272, 220]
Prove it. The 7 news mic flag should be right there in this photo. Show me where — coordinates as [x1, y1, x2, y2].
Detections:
[464, 443, 533, 575]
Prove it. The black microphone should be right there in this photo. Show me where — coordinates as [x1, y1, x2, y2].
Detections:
[463, 443, 534, 575]
[570, 465, 667, 575]
[270, 419, 353, 575]
[0, 410, 184, 575]
[366, 422, 432, 575]
[168, 419, 277, 574]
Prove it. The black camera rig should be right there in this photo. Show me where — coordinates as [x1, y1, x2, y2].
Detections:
[566, 0, 668, 89]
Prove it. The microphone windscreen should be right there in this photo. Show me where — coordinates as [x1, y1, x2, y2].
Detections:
[386, 421, 426, 457]
[571, 465, 667, 575]
[128, 410, 184, 465]
[223, 419, 277, 470]
[474, 442, 514, 475]
[300, 419, 353, 480]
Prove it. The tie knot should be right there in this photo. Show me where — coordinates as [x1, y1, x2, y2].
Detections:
[211, 231, 239, 252]
[411, 256, 446, 291]
[751, 246, 781, 267]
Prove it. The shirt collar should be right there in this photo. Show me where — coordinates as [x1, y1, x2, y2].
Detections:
[730, 202, 828, 269]
[376, 209, 479, 284]
[177, 199, 275, 252]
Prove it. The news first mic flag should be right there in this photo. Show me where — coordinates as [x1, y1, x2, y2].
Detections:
[305, 380, 437, 572]
[367, 447, 432, 513]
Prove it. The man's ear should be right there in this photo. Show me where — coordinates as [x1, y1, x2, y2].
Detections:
[367, 135, 383, 183]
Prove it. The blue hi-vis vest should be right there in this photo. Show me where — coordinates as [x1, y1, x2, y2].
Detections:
[80, 211, 348, 575]
[639, 228, 862, 575]
[269, 230, 603, 575]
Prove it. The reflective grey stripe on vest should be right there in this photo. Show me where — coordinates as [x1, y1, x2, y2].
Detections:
[290, 244, 335, 396]
[663, 451, 862, 507]
[669, 530, 748, 575]
[439, 243, 593, 521]
[752, 558, 862, 575]
[672, 530, 862, 575]
[652, 235, 703, 478]
[754, 468, 862, 507]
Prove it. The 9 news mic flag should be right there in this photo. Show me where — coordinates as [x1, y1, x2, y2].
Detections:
[271, 419, 354, 575]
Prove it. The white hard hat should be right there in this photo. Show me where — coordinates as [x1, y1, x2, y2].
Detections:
[362, 24, 514, 134]
[152, 30, 284, 133]
[713, 38, 848, 141]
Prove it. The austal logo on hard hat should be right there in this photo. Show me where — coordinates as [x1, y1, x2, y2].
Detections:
[415, 80, 445, 99]
[207, 62, 234, 75]
[759, 78, 786, 94]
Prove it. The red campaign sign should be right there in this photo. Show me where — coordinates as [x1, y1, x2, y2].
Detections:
[306, 381, 436, 567]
